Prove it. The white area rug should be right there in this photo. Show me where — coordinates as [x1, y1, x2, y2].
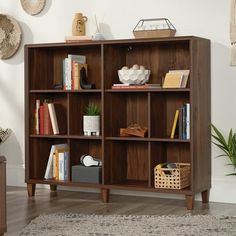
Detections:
[19, 213, 236, 236]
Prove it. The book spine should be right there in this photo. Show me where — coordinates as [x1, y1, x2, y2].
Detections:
[186, 103, 190, 139]
[43, 102, 53, 135]
[64, 152, 69, 181]
[44, 145, 55, 179]
[170, 110, 179, 139]
[58, 152, 65, 181]
[39, 105, 44, 135]
[178, 107, 183, 139]
[48, 103, 59, 135]
[35, 99, 40, 134]
[53, 151, 59, 180]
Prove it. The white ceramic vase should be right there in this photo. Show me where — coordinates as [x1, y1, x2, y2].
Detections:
[83, 115, 100, 136]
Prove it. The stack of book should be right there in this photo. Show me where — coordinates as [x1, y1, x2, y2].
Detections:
[63, 54, 87, 90]
[111, 83, 161, 89]
[34, 99, 61, 135]
[44, 143, 69, 180]
[64, 35, 92, 43]
[170, 103, 190, 139]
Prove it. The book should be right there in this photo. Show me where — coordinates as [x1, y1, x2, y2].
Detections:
[169, 70, 190, 88]
[48, 103, 59, 135]
[39, 105, 44, 135]
[73, 62, 87, 90]
[43, 102, 53, 135]
[186, 103, 190, 139]
[170, 110, 179, 139]
[58, 151, 69, 181]
[111, 84, 161, 89]
[44, 143, 68, 179]
[65, 35, 92, 43]
[163, 72, 183, 88]
[35, 99, 40, 134]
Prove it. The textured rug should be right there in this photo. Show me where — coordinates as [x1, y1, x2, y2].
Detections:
[19, 214, 236, 236]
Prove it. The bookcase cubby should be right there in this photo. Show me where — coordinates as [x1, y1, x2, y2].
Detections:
[25, 37, 211, 209]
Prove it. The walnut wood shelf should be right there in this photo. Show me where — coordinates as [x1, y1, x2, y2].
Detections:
[25, 36, 211, 210]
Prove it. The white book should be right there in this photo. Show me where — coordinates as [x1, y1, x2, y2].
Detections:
[44, 144, 68, 179]
[186, 103, 190, 139]
[59, 152, 65, 181]
[48, 103, 59, 135]
[35, 99, 40, 134]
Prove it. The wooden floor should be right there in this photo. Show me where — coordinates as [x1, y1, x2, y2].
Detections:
[5, 186, 236, 236]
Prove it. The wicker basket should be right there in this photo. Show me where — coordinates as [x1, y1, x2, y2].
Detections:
[154, 163, 190, 189]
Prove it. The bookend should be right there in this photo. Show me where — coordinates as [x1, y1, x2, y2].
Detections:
[80, 67, 95, 89]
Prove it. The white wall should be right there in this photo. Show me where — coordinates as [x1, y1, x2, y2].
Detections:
[1, 0, 236, 203]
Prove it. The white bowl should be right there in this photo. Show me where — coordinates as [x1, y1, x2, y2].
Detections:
[118, 69, 150, 85]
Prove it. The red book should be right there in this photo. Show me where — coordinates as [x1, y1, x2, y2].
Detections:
[43, 102, 53, 135]
[39, 105, 44, 135]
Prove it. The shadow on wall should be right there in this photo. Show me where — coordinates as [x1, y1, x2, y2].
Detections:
[0, 131, 22, 166]
[100, 23, 114, 40]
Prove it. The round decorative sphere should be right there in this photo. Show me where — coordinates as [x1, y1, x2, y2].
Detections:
[118, 69, 150, 85]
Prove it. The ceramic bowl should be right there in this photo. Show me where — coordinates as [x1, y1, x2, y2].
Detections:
[118, 69, 151, 84]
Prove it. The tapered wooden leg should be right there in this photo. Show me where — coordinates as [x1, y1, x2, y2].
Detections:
[50, 185, 57, 192]
[27, 183, 36, 197]
[101, 188, 110, 203]
[185, 195, 194, 210]
[201, 189, 209, 203]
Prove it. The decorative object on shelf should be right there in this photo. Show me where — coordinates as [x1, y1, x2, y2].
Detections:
[83, 103, 100, 136]
[120, 123, 148, 137]
[154, 163, 190, 189]
[118, 64, 150, 85]
[92, 15, 104, 41]
[211, 124, 236, 175]
[0, 14, 21, 59]
[72, 12, 88, 36]
[80, 154, 102, 167]
[133, 18, 176, 39]
[20, 0, 46, 15]
[80, 67, 95, 89]
[230, 0, 236, 65]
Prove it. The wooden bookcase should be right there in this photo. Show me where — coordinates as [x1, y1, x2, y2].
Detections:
[25, 36, 211, 210]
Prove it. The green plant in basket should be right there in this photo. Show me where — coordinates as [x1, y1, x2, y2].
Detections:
[84, 103, 100, 116]
[211, 124, 236, 175]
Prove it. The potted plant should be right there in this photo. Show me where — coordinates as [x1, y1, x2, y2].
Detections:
[211, 124, 236, 175]
[83, 103, 100, 136]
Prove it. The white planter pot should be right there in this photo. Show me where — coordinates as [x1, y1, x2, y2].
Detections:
[83, 115, 100, 136]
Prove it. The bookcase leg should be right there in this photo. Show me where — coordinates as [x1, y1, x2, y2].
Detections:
[27, 183, 36, 197]
[101, 188, 110, 203]
[50, 185, 57, 192]
[185, 195, 194, 210]
[201, 189, 209, 203]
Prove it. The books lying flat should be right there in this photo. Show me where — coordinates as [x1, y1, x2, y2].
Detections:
[65, 35, 92, 43]
[112, 84, 161, 89]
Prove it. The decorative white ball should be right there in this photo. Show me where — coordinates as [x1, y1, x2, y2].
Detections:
[132, 64, 139, 70]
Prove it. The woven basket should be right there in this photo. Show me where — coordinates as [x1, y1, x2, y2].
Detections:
[154, 163, 190, 189]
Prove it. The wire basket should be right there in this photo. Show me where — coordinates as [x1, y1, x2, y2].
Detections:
[133, 18, 176, 39]
[154, 163, 190, 189]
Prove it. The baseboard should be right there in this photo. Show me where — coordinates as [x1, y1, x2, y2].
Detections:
[6, 164, 25, 187]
